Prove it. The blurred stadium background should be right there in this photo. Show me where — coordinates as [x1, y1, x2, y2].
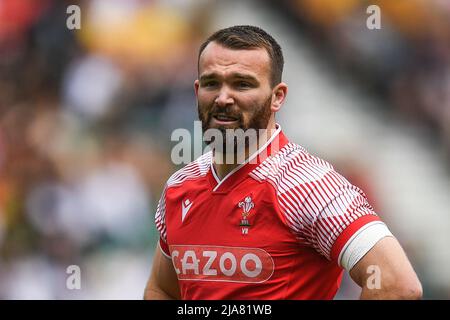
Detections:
[0, 0, 449, 299]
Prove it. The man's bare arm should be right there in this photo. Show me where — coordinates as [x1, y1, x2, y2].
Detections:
[144, 243, 180, 300]
[349, 236, 422, 299]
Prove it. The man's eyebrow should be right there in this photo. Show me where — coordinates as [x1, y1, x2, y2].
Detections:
[199, 73, 259, 82]
[233, 73, 258, 82]
[199, 73, 218, 81]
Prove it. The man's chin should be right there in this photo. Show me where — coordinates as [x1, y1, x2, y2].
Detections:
[206, 123, 243, 133]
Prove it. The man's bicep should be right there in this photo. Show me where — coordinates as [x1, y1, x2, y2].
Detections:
[144, 243, 180, 300]
[349, 236, 422, 299]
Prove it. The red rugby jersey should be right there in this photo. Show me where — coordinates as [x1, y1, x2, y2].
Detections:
[155, 126, 381, 299]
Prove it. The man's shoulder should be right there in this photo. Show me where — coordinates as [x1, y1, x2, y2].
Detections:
[165, 151, 212, 189]
[252, 142, 336, 190]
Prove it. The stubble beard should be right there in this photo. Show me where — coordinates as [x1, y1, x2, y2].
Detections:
[198, 95, 273, 157]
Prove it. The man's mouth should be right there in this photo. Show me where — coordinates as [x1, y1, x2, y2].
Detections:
[212, 114, 239, 124]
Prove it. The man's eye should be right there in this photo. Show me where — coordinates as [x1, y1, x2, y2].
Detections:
[237, 81, 252, 88]
[203, 81, 218, 88]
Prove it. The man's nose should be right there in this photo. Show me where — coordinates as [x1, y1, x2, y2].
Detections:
[215, 87, 234, 107]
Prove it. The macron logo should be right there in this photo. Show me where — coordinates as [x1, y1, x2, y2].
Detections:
[181, 199, 193, 222]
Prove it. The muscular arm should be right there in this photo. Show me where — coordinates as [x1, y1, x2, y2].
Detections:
[144, 243, 181, 300]
[349, 236, 422, 300]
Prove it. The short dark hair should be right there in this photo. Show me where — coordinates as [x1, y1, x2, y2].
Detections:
[198, 25, 284, 87]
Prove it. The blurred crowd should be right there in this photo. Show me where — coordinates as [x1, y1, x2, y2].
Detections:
[280, 0, 450, 164]
[0, 0, 212, 298]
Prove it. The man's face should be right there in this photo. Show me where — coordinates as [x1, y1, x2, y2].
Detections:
[195, 42, 274, 141]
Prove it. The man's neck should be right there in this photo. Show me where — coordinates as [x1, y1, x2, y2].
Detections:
[212, 124, 277, 181]
[213, 149, 253, 181]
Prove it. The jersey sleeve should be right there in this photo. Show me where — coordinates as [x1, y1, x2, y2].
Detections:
[278, 163, 388, 266]
[155, 186, 171, 257]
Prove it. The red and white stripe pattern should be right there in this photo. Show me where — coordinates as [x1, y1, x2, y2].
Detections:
[155, 186, 168, 243]
[251, 143, 378, 260]
[155, 151, 212, 242]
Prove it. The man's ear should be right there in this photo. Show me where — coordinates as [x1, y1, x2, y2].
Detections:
[194, 79, 199, 98]
[271, 82, 288, 113]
